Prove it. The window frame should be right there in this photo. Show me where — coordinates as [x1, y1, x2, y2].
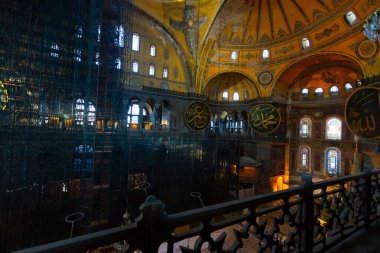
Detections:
[132, 60, 139, 73]
[132, 33, 140, 51]
[325, 117, 342, 140]
[299, 146, 311, 172]
[299, 117, 312, 138]
[325, 147, 341, 176]
[149, 64, 155, 76]
[150, 44, 156, 57]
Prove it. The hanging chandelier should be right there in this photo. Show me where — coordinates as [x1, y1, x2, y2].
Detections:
[363, 9, 380, 41]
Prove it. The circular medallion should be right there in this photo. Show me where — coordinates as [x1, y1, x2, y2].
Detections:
[345, 86, 380, 139]
[258, 71, 273, 86]
[184, 101, 211, 131]
[0, 81, 9, 110]
[248, 104, 281, 134]
[356, 39, 378, 60]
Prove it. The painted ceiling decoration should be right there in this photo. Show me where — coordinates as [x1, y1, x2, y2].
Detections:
[132, 0, 380, 97]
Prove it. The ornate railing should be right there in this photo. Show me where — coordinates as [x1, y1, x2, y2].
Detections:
[12, 171, 380, 253]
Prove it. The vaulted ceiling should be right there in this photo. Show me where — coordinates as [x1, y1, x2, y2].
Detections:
[131, 0, 380, 99]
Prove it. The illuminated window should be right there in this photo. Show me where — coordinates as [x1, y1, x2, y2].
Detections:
[330, 85, 339, 96]
[262, 49, 270, 60]
[344, 83, 353, 92]
[301, 38, 311, 50]
[75, 99, 96, 126]
[115, 58, 121, 69]
[233, 92, 239, 101]
[150, 45, 156, 56]
[326, 117, 342, 140]
[222, 91, 229, 101]
[88, 102, 96, 126]
[325, 148, 341, 175]
[74, 48, 81, 62]
[345, 11, 358, 26]
[115, 25, 124, 47]
[95, 52, 100, 65]
[127, 102, 147, 128]
[97, 24, 101, 42]
[50, 43, 59, 58]
[299, 147, 310, 171]
[315, 87, 323, 97]
[132, 33, 140, 51]
[132, 60, 139, 73]
[243, 91, 249, 100]
[163, 67, 168, 79]
[301, 88, 309, 97]
[149, 64, 155, 76]
[75, 25, 83, 38]
[231, 51, 238, 61]
[75, 99, 85, 125]
[300, 118, 311, 138]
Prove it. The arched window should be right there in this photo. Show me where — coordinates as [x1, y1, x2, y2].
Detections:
[50, 43, 59, 58]
[299, 147, 310, 172]
[301, 88, 309, 97]
[150, 45, 156, 56]
[330, 85, 339, 96]
[345, 11, 358, 26]
[325, 148, 341, 176]
[75, 99, 85, 125]
[95, 52, 100, 65]
[262, 49, 270, 60]
[74, 48, 81, 62]
[132, 33, 140, 51]
[243, 90, 249, 100]
[301, 38, 311, 50]
[344, 83, 353, 92]
[115, 25, 124, 47]
[230, 51, 238, 61]
[127, 102, 147, 128]
[162, 67, 168, 79]
[149, 64, 155, 76]
[326, 117, 342, 140]
[233, 92, 239, 101]
[315, 87, 324, 97]
[75, 99, 96, 126]
[88, 102, 96, 126]
[300, 118, 312, 138]
[222, 91, 229, 101]
[132, 60, 139, 73]
[115, 58, 121, 69]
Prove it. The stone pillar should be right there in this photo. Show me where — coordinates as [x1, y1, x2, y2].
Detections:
[154, 103, 161, 131]
[139, 102, 144, 131]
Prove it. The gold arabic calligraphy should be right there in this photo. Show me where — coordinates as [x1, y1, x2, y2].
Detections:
[249, 104, 280, 134]
[184, 102, 211, 130]
[345, 87, 380, 139]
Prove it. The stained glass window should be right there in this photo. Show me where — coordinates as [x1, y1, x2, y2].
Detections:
[163, 67, 168, 79]
[326, 148, 341, 175]
[299, 147, 310, 171]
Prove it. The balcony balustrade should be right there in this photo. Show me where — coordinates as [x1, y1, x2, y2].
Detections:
[12, 170, 380, 253]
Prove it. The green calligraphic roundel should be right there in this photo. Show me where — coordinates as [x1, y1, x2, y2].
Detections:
[345, 87, 380, 139]
[248, 104, 281, 134]
[184, 101, 211, 131]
